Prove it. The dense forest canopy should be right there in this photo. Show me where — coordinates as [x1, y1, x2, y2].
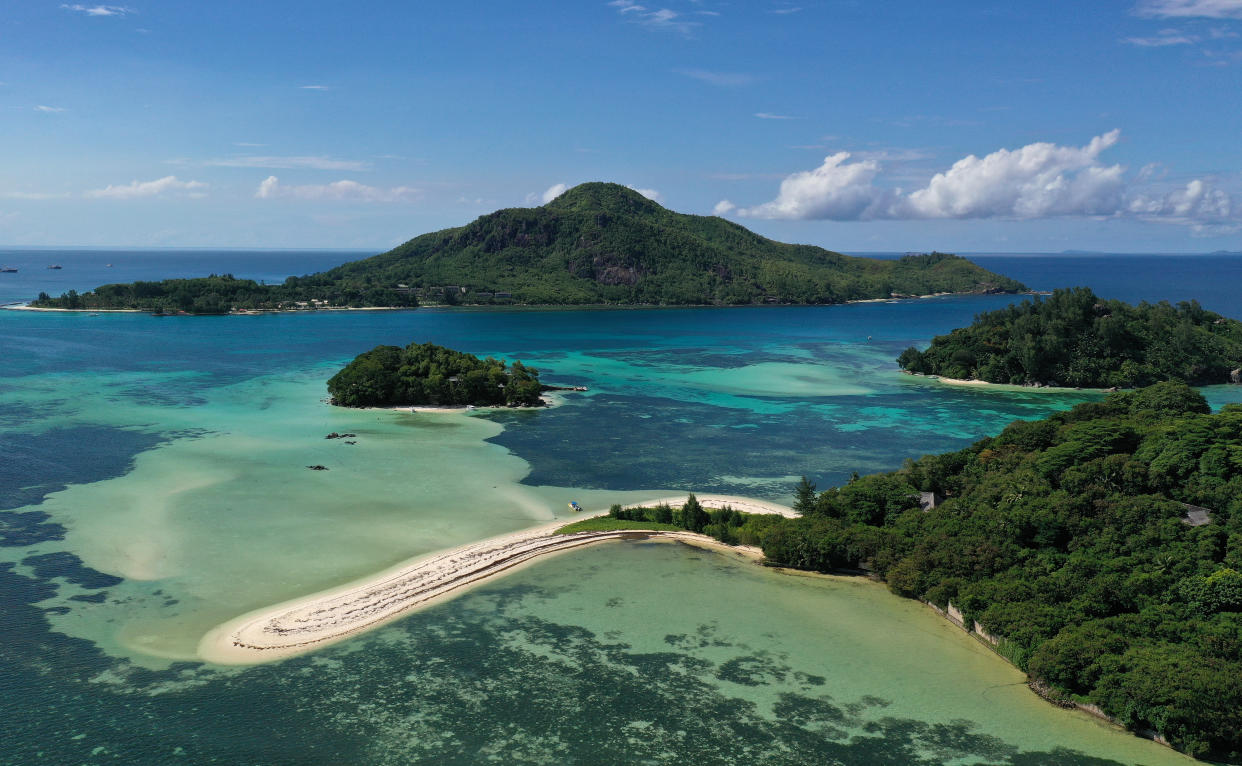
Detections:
[628, 383, 1242, 758]
[29, 274, 416, 315]
[898, 287, 1242, 387]
[29, 183, 1024, 312]
[326, 342, 543, 408]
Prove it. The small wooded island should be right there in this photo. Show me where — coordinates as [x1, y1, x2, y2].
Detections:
[586, 383, 1242, 758]
[27, 183, 1024, 313]
[898, 286, 1242, 388]
[327, 342, 544, 408]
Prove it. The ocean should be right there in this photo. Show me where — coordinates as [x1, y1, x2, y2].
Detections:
[1, 250, 1238, 765]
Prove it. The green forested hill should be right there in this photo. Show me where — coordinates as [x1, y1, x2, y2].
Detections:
[898, 287, 1242, 387]
[290, 182, 1024, 305]
[31, 182, 1024, 312]
[615, 383, 1242, 758]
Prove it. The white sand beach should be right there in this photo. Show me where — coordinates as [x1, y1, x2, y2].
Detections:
[199, 494, 795, 665]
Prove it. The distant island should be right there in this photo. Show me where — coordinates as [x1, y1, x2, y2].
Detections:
[327, 342, 544, 408]
[590, 383, 1242, 758]
[27, 183, 1024, 313]
[897, 287, 1242, 388]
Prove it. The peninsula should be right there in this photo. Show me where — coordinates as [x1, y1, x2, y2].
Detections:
[898, 286, 1242, 388]
[27, 183, 1024, 313]
[642, 383, 1239, 759]
[199, 494, 796, 664]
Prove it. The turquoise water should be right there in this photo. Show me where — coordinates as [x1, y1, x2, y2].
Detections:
[3, 252, 1241, 763]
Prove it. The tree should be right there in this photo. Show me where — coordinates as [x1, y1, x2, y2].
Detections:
[680, 493, 709, 533]
[793, 476, 817, 516]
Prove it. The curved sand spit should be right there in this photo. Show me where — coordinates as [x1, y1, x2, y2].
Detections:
[200, 494, 795, 664]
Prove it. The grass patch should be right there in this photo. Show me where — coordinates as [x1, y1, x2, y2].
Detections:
[555, 518, 684, 535]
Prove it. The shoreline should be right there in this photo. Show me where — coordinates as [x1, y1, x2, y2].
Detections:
[1, 303, 410, 315]
[198, 494, 796, 665]
[360, 390, 570, 415]
[903, 371, 1112, 394]
[2, 289, 1037, 316]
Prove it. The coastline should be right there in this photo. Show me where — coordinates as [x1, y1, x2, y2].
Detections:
[903, 371, 1111, 393]
[199, 494, 797, 665]
[360, 390, 570, 415]
[1, 288, 1037, 316]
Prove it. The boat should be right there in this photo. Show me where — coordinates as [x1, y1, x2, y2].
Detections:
[568, 501, 583, 513]
[0, 266, 16, 273]
[47, 264, 62, 270]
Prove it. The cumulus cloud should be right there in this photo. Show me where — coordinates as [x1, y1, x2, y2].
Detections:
[628, 186, 662, 201]
[732, 152, 886, 220]
[1128, 179, 1234, 223]
[61, 4, 132, 16]
[86, 176, 207, 200]
[722, 131, 1236, 230]
[209, 155, 370, 171]
[898, 130, 1126, 219]
[254, 176, 420, 202]
[34, 105, 67, 113]
[1135, 0, 1242, 18]
[526, 183, 568, 205]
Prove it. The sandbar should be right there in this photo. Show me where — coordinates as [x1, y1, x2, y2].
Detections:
[199, 494, 795, 665]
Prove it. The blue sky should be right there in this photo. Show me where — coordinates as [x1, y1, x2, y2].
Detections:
[1, 0, 1239, 252]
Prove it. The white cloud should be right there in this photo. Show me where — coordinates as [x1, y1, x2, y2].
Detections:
[1124, 29, 1198, 45]
[1128, 179, 1234, 221]
[86, 176, 207, 200]
[526, 183, 568, 205]
[254, 176, 420, 202]
[628, 186, 662, 201]
[712, 200, 736, 216]
[34, 105, 66, 113]
[609, 1, 700, 33]
[1136, 0, 1242, 18]
[755, 112, 797, 120]
[899, 130, 1126, 219]
[676, 69, 757, 86]
[770, 6, 803, 14]
[723, 130, 1238, 230]
[209, 155, 370, 171]
[61, 4, 133, 16]
[299, 85, 331, 90]
[733, 152, 886, 220]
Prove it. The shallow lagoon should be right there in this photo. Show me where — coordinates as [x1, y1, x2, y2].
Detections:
[4, 255, 1242, 763]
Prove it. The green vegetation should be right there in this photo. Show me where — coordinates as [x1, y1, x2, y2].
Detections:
[554, 517, 683, 534]
[607, 495, 787, 546]
[898, 286, 1242, 387]
[30, 274, 416, 314]
[30, 183, 1024, 312]
[326, 342, 542, 408]
[623, 385, 1242, 757]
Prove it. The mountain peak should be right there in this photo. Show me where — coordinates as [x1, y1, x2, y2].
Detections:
[543, 182, 663, 215]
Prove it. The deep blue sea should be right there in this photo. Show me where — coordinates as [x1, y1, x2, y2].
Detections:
[1, 249, 1239, 765]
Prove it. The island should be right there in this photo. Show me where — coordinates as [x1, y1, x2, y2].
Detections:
[616, 383, 1240, 758]
[26, 183, 1025, 313]
[327, 342, 544, 408]
[897, 286, 1242, 388]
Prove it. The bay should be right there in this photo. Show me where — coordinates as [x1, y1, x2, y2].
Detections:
[2, 251, 1239, 764]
